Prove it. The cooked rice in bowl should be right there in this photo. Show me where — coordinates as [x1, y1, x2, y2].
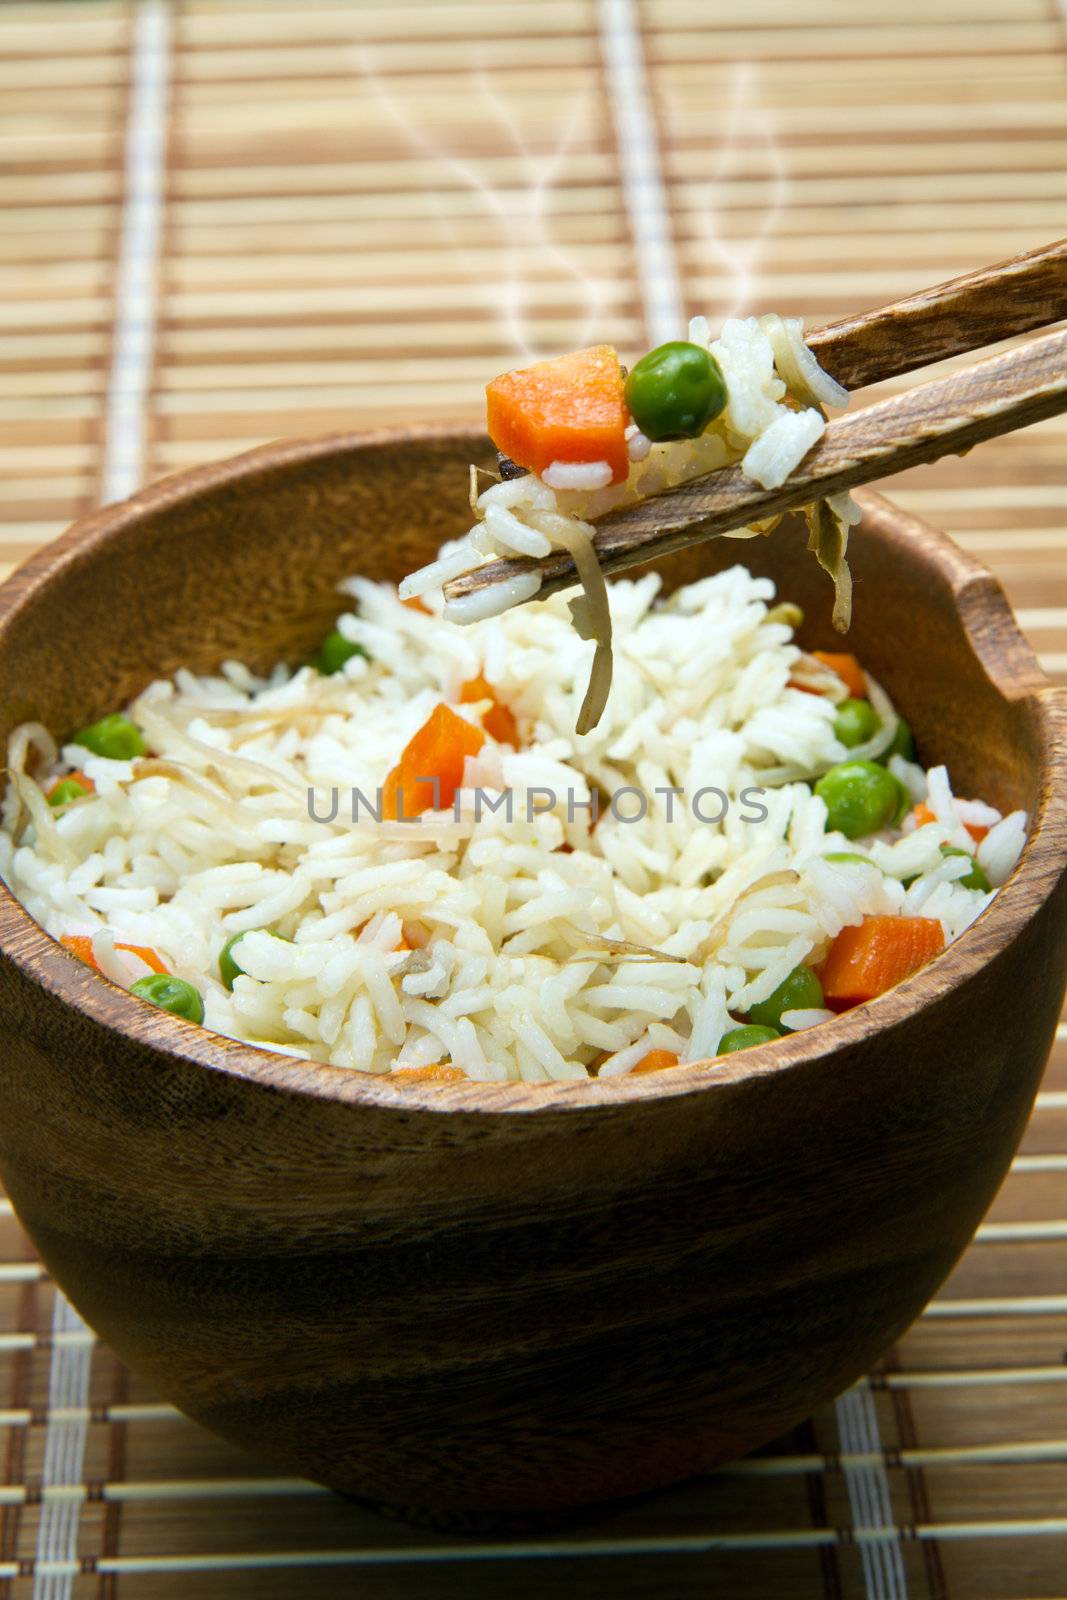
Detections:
[0, 563, 1027, 1083]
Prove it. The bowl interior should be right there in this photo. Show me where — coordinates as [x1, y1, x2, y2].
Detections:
[0, 429, 1044, 826]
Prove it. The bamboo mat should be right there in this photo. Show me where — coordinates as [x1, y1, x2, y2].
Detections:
[2, 0, 1067, 1595]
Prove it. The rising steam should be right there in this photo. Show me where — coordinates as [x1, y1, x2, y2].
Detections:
[358, 52, 613, 359]
[357, 51, 785, 356]
[678, 62, 787, 322]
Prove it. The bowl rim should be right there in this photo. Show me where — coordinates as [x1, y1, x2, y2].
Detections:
[1, 425, 1065, 1117]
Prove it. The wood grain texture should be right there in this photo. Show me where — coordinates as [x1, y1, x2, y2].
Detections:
[807, 236, 1067, 390]
[0, 431, 1064, 1520]
[446, 329, 1067, 602]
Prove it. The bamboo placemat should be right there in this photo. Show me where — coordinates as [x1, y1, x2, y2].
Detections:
[2, 1, 1067, 1595]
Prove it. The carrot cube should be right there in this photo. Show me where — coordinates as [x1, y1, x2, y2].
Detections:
[812, 651, 867, 699]
[382, 703, 485, 821]
[630, 1048, 681, 1076]
[460, 674, 519, 747]
[486, 344, 630, 485]
[820, 915, 944, 1012]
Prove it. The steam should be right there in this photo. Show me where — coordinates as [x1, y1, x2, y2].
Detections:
[358, 53, 613, 359]
[356, 51, 786, 357]
[680, 62, 787, 322]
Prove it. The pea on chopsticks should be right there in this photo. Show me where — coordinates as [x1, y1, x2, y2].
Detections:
[624, 342, 728, 443]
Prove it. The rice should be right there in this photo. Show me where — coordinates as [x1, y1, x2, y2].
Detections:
[444, 572, 543, 624]
[741, 408, 826, 491]
[0, 563, 1026, 1083]
[541, 461, 614, 491]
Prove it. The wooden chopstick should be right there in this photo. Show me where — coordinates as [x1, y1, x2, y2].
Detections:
[443, 240, 1067, 605]
[807, 236, 1067, 389]
[444, 328, 1067, 604]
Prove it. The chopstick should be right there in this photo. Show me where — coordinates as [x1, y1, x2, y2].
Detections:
[445, 329, 1067, 604]
[807, 236, 1067, 390]
[443, 240, 1067, 606]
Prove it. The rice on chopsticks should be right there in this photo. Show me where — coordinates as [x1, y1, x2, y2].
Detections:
[400, 313, 855, 730]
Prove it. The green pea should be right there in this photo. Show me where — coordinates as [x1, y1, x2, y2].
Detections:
[72, 713, 146, 761]
[878, 715, 916, 764]
[823, 850, 875, 868]
[833, 697, 879, 749]
[313, 628, 367, 676]
[889, 717, 916, 761]
[48, 778, 91, 807]
[717, 1024, 782, 1055]
[219, 932, 248, 991]
[941, 844, 991, 893]
[219, 928, 289, 990]
[624, 341, 728, 442]
[748, 966, 824, 1032]
[130, 973, 204, 1024]
[814, 759, 906, 840]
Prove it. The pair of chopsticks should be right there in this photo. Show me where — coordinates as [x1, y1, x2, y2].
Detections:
[444, 239, 1067, 605]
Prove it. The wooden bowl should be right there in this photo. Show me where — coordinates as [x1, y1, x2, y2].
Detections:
[0, 428, 1065, 1523]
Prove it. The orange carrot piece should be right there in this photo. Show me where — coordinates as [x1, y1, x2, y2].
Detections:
[403, 596, 431, 615]
[382, 703, 485, 821]
[812, 651, 867, 699]
[118, 943, 168, 973]
[486, 344, 630, 485]
[820, 915, 944, 1012]
[630, 1048, 680, 1076]
[391, 1063, 467, 1083]
[483, 704, 518, 747]
[60, 934, 99, 970]
[913, 799, 988, 843]
[459, 673, 519, 747]
[46, 769, 95, 801]
[59, 935, 167, 975]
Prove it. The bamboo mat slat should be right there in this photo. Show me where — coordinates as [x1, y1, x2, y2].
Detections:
[1, 1, 1067, 1596]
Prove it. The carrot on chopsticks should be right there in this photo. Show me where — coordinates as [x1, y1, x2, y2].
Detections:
[819, 915, 944, 1012]
[382, 703, 485, 821]
[485, 344, 630, 485]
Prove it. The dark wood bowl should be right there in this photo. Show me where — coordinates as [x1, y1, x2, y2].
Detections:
[0, 428, 1065, 1522]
